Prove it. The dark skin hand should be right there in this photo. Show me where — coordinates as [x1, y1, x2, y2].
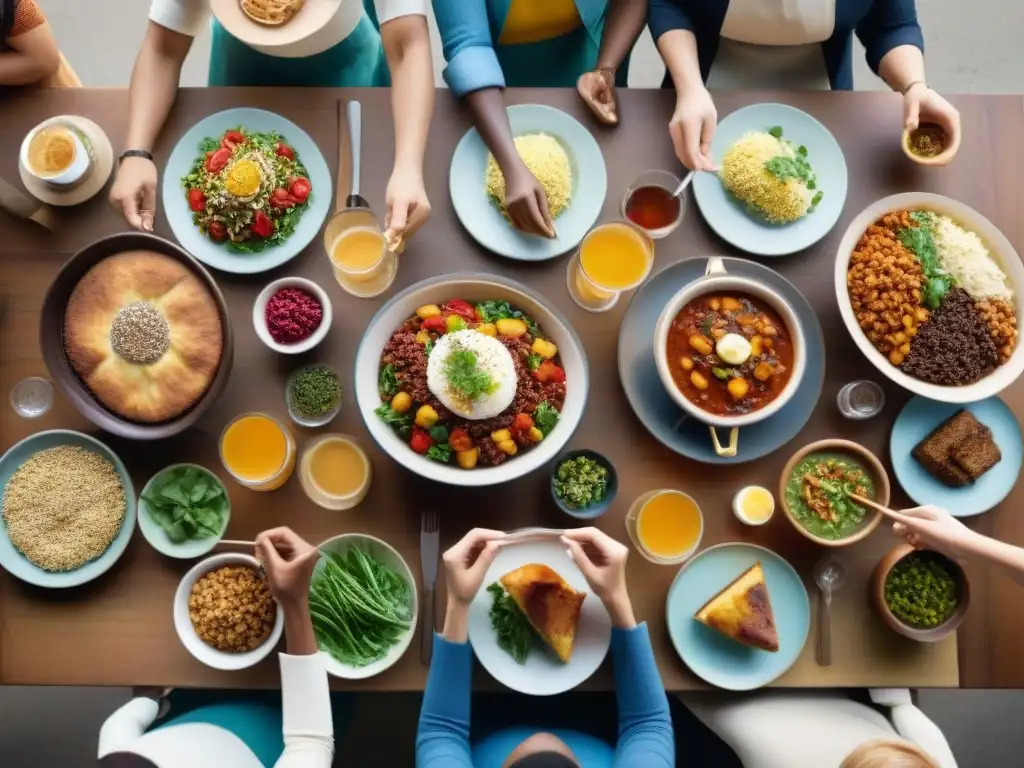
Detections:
[466, 87, 555, 238]
[576, 0, 647, 125]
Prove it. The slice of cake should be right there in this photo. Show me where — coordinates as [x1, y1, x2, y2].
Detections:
[694, 562, 779, 652]
[500, 564, 585, 663]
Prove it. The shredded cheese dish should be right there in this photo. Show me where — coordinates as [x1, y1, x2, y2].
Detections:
[721, 131, 815, 224]
[485, 133, 572, 221]
[931, 214, 1014, 302]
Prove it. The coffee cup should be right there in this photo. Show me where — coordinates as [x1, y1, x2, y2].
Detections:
[19, 123, 92, 187]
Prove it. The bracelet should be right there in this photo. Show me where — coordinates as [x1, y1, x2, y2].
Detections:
[901, 80, 927, 95]
[595, 66, 616, 82]
[118, 149, 154, 165]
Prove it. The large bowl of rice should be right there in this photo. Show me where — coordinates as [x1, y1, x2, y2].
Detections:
[835, 192, 1024, 403]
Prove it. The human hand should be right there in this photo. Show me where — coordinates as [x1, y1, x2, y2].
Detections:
[255, 527, 320, 607]
[442, 528, 504, 608]
[561, 528, 635, 627]
[888, 505, 978, 563]
[503, 163, 555, 238]
[109, 156, 157, 231]
[577, 69, 618, 125]
[669, 86, 717, 172]
[903, 84, 961, 164]
[384, 165, 431, 254]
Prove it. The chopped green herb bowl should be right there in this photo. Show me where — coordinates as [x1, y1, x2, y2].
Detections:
[286, 364, 343, 428]
[138, 463, 231, 559]
[550, 449, 618, 520]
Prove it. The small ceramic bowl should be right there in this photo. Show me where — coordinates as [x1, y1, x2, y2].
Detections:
[138, 463, 231, 559]
[286, 364, 343, 428]
[253, 276, 332, 354]
[901, 123, 960, 167]
[550, 449, 618, 519]
[871, 543, 970, 642]
[173, 553, 284, 670]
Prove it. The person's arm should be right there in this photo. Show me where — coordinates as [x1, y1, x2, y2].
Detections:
[97, 699, 161, 758]
[855, 0, 924, 88]
[577, 0, 646, 124]
[959, 532, 1024, 587]
[870, 689, 958, 768]
[611, 624, 675, 767]
[0, 0, 61, 86]
[415, 607, 475, 767]
[655, 23, 717, 171]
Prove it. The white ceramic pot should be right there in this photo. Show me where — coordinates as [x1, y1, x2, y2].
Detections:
[653, 257, 807, 457]
[253, 276, 333, 354]
[19, 123, 91, 186]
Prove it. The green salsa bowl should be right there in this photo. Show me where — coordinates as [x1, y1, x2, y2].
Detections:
[778, 439, 890, 547]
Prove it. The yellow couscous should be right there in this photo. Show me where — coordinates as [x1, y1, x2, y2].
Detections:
[485, 133, 572, 221]
[721, 131, 816, 224]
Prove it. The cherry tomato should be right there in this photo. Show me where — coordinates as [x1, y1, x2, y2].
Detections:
[421, 316, 447, 334]
[221, 130, 245, 150]
[251, 211, 274, 238]
[533, 361, 566, 384]
[409, 427, 433, 455]
[449, 428, 473, 453]
[289, 177, 311, 204]
[205, 148, 232, 173]
[275, 142, 295, 161]
[513, 413, 534, 433]
[207, 221, 228, 241]
[187, 188, 206, 212]
[443, 299, 479, 323]
[269, 187, 297, 210]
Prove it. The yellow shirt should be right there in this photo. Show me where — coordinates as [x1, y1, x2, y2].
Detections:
[497, 0, 583, 45]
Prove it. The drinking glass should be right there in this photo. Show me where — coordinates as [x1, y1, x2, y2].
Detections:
[566, 220, 654, 313]
[324, 207, 397, 299]
[10, 376, 53, 418]
[621, 170, 686, 239]
[219, 412, 296, 492]
[625, 489, 704, 566]
[298, 434, 372, 511]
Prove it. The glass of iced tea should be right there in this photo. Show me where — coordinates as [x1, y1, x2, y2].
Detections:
[566, 220, 654, 313]
[324, 206, 397, 299]
[622, 170, 685, 239]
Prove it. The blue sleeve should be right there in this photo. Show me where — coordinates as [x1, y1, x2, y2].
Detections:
[416, 634, 474, 768]
[855, 0, 924, 75]
[431, 0, 505, 97]
[648, 0, 695, 44]
[611, 624, 675, 768]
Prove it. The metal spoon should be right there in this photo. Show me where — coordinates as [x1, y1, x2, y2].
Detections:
[671, 170, 696, 198]
[814, 556, 847, 666]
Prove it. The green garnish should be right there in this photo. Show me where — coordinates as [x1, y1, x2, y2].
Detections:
[487, 582, 537, 663]
[448, 316, 467, 333]
[700, 316, 715, 337]
[289, 366, 342, 418]
[884, 553, 959, 628]
[554, 455, 610, 510]
[762, 126, 822, 209]
[378, 364, 399, 398]
[424, 340, 434, 357]
[309, 547, 413, 667]
[527, 354, 543, 371]
[475, 300, 540, 338]
[768, 126, 783, 139]
[426, 444, 452, 463]
[811, 191, 824, 207]
[533, 401, 559, 436]
[374, 404, 412, 437]
[428, 424, 449, 443]
[711, 367, 731, 381]
[899, 211, 955, 309]
[443, 347, 497, 401]
[142, 466, 227, 544]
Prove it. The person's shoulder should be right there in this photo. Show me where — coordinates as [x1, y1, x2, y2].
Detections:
[10, 0, 48, 38]
[375, 0, 428, 25]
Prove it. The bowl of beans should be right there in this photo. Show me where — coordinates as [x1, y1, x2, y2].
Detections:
[871, 543, 969, 642]
[253, 277, 332, 354]
[173, 553, 284, 670]
[835, 193, 1024, 403]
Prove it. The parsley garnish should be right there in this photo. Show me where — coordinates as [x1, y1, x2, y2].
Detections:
[898, 211, 955, 309]
[443, 347, 497, 401]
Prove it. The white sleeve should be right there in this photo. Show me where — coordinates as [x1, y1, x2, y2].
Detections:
[889, 704, 959, 768]
[97, 698, 160, 758]
[274, 653, 334, 768]
[149, 0, 211, 37]
[373, 0, 427, 25]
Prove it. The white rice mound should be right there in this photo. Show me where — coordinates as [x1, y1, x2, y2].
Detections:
[427, 330, 517, 420]
[721, 131, 813, 224]
[932, 214, 1014, 303]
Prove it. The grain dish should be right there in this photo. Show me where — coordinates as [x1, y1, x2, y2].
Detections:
[485, 133, 572, 223]
[63, 250, 224, 423]
[847, 209, 1017, 385]
[189, 564, 276, 652]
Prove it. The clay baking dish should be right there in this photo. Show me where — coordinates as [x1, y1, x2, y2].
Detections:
[40, 232, 234, 440]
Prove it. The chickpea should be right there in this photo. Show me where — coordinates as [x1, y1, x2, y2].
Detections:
[914, 307, 929, 323]
[762, 324, 777, 337]
[722, 297, 742, 311]
[688, 335, 713, 355]
[764, 337, 774, 349]
[680, 357, 694, 371]
[727, 377, 750, 400]
[889, 349, 905, 366]
[902, 315, 914, 329]
[708, 298, 721, 311]
[899, 342, 911, 355]
[712, 328, 727, 340]
[690, 371, 709, 390]
[749, 336, 763, 357]
[753, 361, 773, 381]
[893, 331, 907, 345]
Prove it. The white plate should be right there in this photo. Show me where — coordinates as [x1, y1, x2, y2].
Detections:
[468, 539, 611, 696]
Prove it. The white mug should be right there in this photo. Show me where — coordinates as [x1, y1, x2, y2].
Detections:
[19, 124, 92, 187]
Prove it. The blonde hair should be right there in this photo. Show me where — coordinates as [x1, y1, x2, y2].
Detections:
[841, 740, 940, 768]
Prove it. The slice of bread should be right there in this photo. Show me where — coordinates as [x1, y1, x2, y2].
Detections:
[951, 430, 1001, 480]
[912, 409, 983, 487]
[694, 562, 779, 652]
[500, 564, 585, 663]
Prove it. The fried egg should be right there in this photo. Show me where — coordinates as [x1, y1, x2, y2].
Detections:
[427, 329, 517, 420]
[224, 158, 263, 201]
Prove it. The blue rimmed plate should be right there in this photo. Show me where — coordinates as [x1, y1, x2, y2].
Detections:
[618, 256, 825, 464]
[890, 396, 1023, 518]
[449, 104, 607, 261]
[163, 107, 332, 274]
[0, 430, 136, 588]
[667, 543, 810, 690]
[693, 103, 848, 257]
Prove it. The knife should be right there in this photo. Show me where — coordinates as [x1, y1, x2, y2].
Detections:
[0, 176, 55, 230]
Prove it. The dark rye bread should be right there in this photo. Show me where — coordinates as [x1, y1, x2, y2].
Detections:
[952, 432, 1002, 479]
[912, 410, 984, 487]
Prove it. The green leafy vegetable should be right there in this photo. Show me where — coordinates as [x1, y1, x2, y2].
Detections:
[379, 364, 399, 399]
[487, 582, 537, 663]
[289, 366, 342, 418]
[426, 444, 452, 463]
[142, 466, 227, 544]
[309, 547, 413, 667]
[899, 211, 955, 309]
[475, 300, 541, 338]
[527, 354, 543, 372]
[700, 316, 715, 337]
[554, 456, 610, 510]
[768, 126, 783, 139]
[428, 424, 449, 444]
[533, 401, 559, 436]
[443, 347, 497, 401]
[711, 367, 731, 381]
[424, 340, 434, 357]
[374, 404, 412, 437]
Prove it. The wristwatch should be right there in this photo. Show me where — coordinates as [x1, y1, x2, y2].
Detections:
[118, 149, 154, 165]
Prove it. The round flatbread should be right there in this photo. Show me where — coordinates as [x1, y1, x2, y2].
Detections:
[240, 0, 305, 26]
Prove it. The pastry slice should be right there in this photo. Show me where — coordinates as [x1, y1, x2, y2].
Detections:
[500, 564, 585, 663]
[694, 562, 779, 652]
[240, 0, 305, 26]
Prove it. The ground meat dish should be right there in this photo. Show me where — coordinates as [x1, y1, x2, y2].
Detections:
[901, 288, 1000, 385]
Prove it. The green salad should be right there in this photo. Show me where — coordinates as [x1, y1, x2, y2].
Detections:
[142, 465, 228, 543]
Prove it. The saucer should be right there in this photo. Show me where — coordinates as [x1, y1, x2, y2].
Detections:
[19, 116, 114, 207]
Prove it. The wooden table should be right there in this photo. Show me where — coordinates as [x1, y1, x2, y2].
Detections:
[1, 88, 1023, 690]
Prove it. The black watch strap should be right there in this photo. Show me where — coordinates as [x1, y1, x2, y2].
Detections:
[119, 149, 154, 165]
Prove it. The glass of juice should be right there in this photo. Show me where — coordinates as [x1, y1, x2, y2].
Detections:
[324, 206, 397, 299]
[219, 412, 296, 492]
[625, 489, 704, 565]
[566, 221, 654, 313]
[622, 170, 685, 239]
[299, 434, 372, 510]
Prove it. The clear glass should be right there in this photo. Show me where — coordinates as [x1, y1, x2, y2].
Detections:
[621, 170, 686, 239]
[285, 365, 342, 428]
[299, 434, 372, 511]
[837, 380, 886, 420]
[324, 207, 397, 299]
[566, 221, 655, 313]
[625, 489, 704, 566]
[218, 412, 296, 492]
[10, 377, 53, 418]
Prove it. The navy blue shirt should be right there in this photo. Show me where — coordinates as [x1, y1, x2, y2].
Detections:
[648, 0, 925, 90]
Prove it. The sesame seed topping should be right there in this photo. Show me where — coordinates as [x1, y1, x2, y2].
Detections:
[110, 301, 170, 365]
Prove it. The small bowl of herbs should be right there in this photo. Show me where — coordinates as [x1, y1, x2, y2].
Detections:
[287, 364, 343, 428]
[871, 543, 970, 642]
[550, 449, 617, 519]
[138, 464, 231, 559]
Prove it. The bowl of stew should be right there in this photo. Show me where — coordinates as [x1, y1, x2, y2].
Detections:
[654, 257, 806, 457]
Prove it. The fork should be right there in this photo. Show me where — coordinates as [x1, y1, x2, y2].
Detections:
[420, 509, 440, 664]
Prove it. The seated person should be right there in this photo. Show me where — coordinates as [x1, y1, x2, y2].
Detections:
[416, 526, 674, 767]
[0, 0, 79, 87]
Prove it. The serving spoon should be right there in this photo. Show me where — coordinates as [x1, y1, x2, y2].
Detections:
[814, 556, 847, 666]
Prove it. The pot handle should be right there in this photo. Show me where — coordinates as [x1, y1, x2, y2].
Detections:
[709, 426, 739, 457]
[705, 257, 728, 277]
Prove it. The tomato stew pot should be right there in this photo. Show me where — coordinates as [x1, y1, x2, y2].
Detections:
[653, 257, 806, 457]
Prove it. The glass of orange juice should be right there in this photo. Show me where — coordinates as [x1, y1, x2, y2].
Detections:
[567, 220, 654, 313]
[219, 412, 296, 491]
[625, 489, 704, 565]
[298, 434, 372, 510]
[324, 207, 397, 298]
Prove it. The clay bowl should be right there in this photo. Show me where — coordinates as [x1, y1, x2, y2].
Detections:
[778, 438, 890, 547]
[871, 542, 970, 642]
[901, 123, 960, 167]
[40, 232, 234, 440]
